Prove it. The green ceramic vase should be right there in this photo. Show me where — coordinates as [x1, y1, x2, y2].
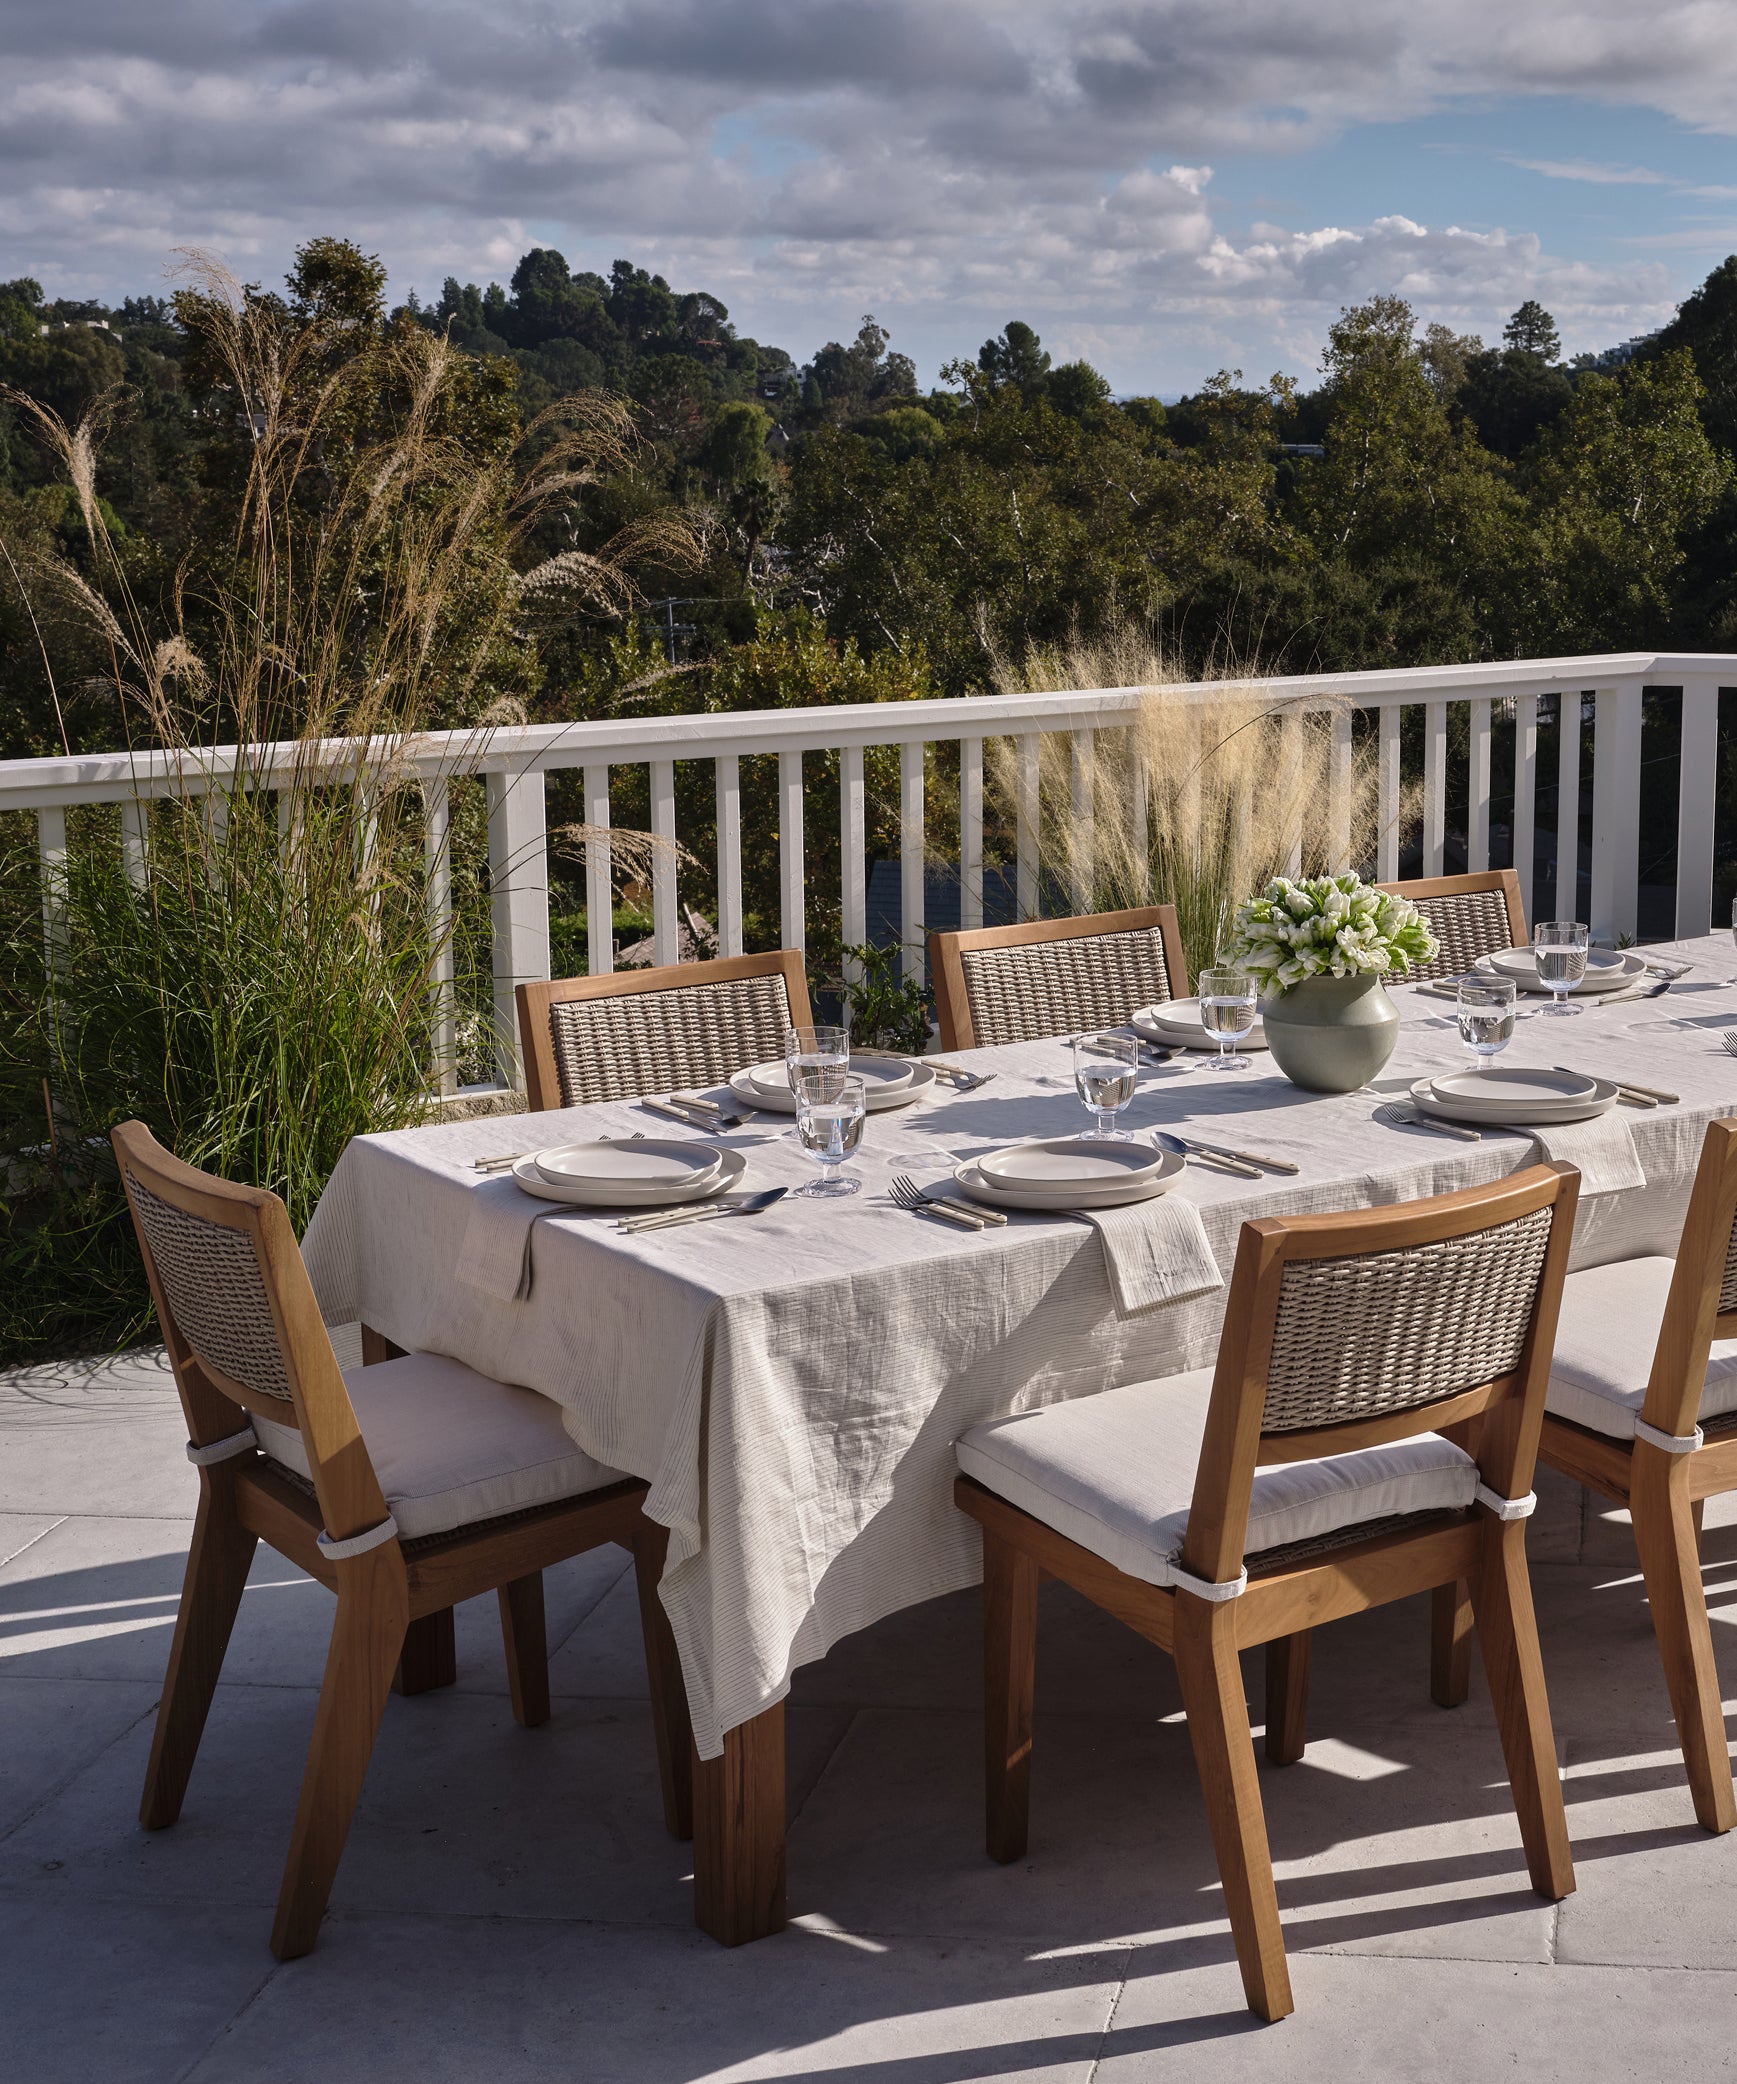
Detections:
[1260, 973, 1400, 1094]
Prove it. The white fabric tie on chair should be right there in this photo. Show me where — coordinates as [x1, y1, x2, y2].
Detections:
[186, 1426, 257, 1466]
[1523, 1114, 1645, 1197]
[1081, 1194, 1223, 1317]
[1634, 1416, 1705, 1454]
[1167, 1560, 1249, 1601]
[316, 1515, 401, 1561]
[1473, 1482, 1537, 1520]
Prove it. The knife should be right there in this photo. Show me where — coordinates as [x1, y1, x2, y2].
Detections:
[616, 1187, 789, 1234]
[1184, 1137, 1299, 1175]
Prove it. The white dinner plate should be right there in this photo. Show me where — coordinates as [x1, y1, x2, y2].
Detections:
[1426, 1067, 1598, 1113]
[1480, 948, 1644, 995]
[952, 1147, 1185, 1211]
[535, 1138, 720, 1191]
[1132, 1000, 1268, 1052]
[975, 1137, 1172, 1191]
[512, 1146, 748, 1208]
[732, 1059, 938, 1114]
[1408, 1074, 1619, 1127]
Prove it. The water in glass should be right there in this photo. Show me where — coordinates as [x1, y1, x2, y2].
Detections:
[1197, 968, 1257, 1071]
[1532, 922, 1588, 1017]
[1071, 1033, 1139, 1140]
[785, 1024, 849, 1099]
[1456, 978, 1516, 1070]
[794, 1075, 866, 1197]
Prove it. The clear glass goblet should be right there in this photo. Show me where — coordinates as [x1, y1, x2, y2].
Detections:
[1457, 976, 1517, 1072]
[794, 1074, 866, 1197]
[1198, 967, 1258, 1070]
[785, 1024, 849, 1100]
[1533, 921, 1588, 1018]
[1071, 1032, 1139, 1140]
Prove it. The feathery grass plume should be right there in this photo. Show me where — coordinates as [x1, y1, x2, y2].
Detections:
[1, 245, 703, 1360]
[984, 620, 1411, 983]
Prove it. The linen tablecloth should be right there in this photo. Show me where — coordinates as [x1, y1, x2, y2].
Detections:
[300, 932, 1737, 1755]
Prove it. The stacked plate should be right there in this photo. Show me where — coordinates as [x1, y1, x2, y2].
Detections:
[1478, 947, 1646, 996]
[1131, 999, 1269, 1052]
[1408, 1067, 1619, 1128]
[729, 1054, 938, 1114]
[510, 1139, 746, 1207]
[952, 1136, 1185, 1211]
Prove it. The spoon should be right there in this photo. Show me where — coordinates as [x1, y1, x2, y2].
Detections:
[1151, 1131, 1261, 1180]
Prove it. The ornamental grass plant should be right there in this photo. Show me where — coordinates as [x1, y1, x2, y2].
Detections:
[0, 249, 696, 1360]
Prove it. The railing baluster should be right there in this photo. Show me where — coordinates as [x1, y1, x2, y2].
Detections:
[1377, 706, 1401, 881]
[37, 804, 68, 972]
[900, 739, 925, 982]
[777, 750, 804, 951]
[1467, 700, 1492, 873]
[584, 764, 614, 977]
[1557, 691, 1582, 922]
[840, 745, 866, 967]
[1423, 700, 1447, 875]
[1016, 733, 1039, 920]
[1676, 675, 1720, 940]
[423, 777, 456, 1097]
[484, 766, 549, 1091]
[959, 737, 984, 929]
[714, 754, 743, 959]
[120, 798, 148, 888]
[1590, 680, 1643, 945]
[1328, 710, 1353, 874]
[1069, 731, 1094, 910]
[650, 758, 677, 966]
[1513, 695, 1538, 924]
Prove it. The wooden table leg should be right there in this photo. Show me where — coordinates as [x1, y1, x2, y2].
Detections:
[692, 1701, 786, 1945]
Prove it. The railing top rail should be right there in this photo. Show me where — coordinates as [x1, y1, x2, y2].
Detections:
[3, 651, 1731, 811]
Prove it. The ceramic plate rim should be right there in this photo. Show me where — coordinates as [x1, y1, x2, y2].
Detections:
[952, 1148, 1184, 1209]
[732, 1061, 936, 1113]
[1132, 1004, 1269, 1052]
[511, 1146, 747, 1207]
[1408, 1076, 1619, 1127]
[1427, 1067, 1598, 1108]
[533, 1137, 722, 1190]
[975, 1135, 1170, 1190]
[1481, 948, 1642, 993]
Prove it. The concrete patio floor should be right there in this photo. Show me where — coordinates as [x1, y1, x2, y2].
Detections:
[3, 1342, 1736, 2083]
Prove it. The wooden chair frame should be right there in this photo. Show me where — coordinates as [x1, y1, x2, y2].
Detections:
[929, 904, 1189, 1053]
[516, 949, 814, 1113]
[1534, 1116, 1737, 1834]
[956, 1163, 1580, 2021]
[1377, 869, 1527, 965]
[113, 1122, 693, 1960]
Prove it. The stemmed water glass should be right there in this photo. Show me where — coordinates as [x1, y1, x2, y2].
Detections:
[786, 1025, 849, 1099]
[794, 1073, 866, 1197]
[1533, 921, 1589, 1017]
[1071, 1032, 1139, 1141]
[1457, 976, 1517, 1072]
[1198, 967, 1258, 1070]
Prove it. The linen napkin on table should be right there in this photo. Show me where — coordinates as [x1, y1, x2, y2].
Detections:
[1081, 1194, 1223, 1317]
[458, 1174, 579, 1301]
[1521, 1113, 1645, 1197]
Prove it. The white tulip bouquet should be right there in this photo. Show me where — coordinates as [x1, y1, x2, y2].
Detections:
[1220, 873, 1439, 995]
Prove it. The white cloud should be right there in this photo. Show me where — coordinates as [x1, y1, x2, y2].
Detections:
[0, 1, 1724, 385]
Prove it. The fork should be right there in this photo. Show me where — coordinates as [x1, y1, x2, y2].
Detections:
[889, 1174, 990, 1229]
[1374, 1101, 1481, 1141]
[1721, 1032, 1737, 1060]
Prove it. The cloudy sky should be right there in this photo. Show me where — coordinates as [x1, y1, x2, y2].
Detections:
[4, 0, 1736, 393]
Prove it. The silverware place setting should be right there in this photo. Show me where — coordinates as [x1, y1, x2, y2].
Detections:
[888, 1173, 1007, 1230]
[1553, 1063, 1677, 1107]
[641, 1095, 754, 1130]
[614, 1187, 790, 1235]
[1150, 1131, 1263, 1179]
[1373, 1100, 1482, 1141]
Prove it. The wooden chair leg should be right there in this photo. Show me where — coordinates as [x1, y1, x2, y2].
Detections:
[1468, 1518, 1575, 1899]
[1631, 1453, 1736, 1834]
[270, 1550, 408, 1961]
[983, 1532, 1040, 1861]
[1264, 1631, 1311, 1766]
[631, 1522, 693, 1840]
[692, 1702, 785, 1946]
[1174, 1598, 1294, 2023]
[1692, 1498, 1706, 1543]
[498, 1574, 550, 1729]
[141, 1477, 258, 1830]
[393, 1607, 456, 1696]
[1431, 1579, 1474, 1708]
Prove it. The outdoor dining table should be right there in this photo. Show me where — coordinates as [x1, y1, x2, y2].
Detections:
[299, 929, 1737, 1944]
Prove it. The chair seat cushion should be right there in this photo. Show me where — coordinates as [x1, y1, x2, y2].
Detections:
[955, 1368, 1477, 1589]
[252, 1352, 631, 1540]
[1546, 1256, 1737, 1442]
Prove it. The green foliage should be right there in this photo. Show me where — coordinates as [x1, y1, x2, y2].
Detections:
[817, 940, 934, 1054]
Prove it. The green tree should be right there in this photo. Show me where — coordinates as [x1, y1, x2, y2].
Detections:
[1503, 300, 1562, 362]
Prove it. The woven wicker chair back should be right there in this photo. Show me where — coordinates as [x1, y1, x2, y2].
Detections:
[1402, 886, 1515, 982]
[548, 970, 796, 1107]
[957, 926, 1176, 1048]
[1261, 1204, 1555, 1433]
[124, 1175, 293, 1404]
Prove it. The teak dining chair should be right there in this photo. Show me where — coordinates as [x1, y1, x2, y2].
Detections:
[929, 903, 1187, 1052]
[112, 1121, 693, 1960]
[954, 1164, 1580, 2021]
[1534, 1116, 1737, 1833]
[516, 949, 813, 1112]
[1376, 869, 1528, 982]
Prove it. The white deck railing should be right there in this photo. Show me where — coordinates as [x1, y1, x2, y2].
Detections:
[4, 651, 1732, 1092]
